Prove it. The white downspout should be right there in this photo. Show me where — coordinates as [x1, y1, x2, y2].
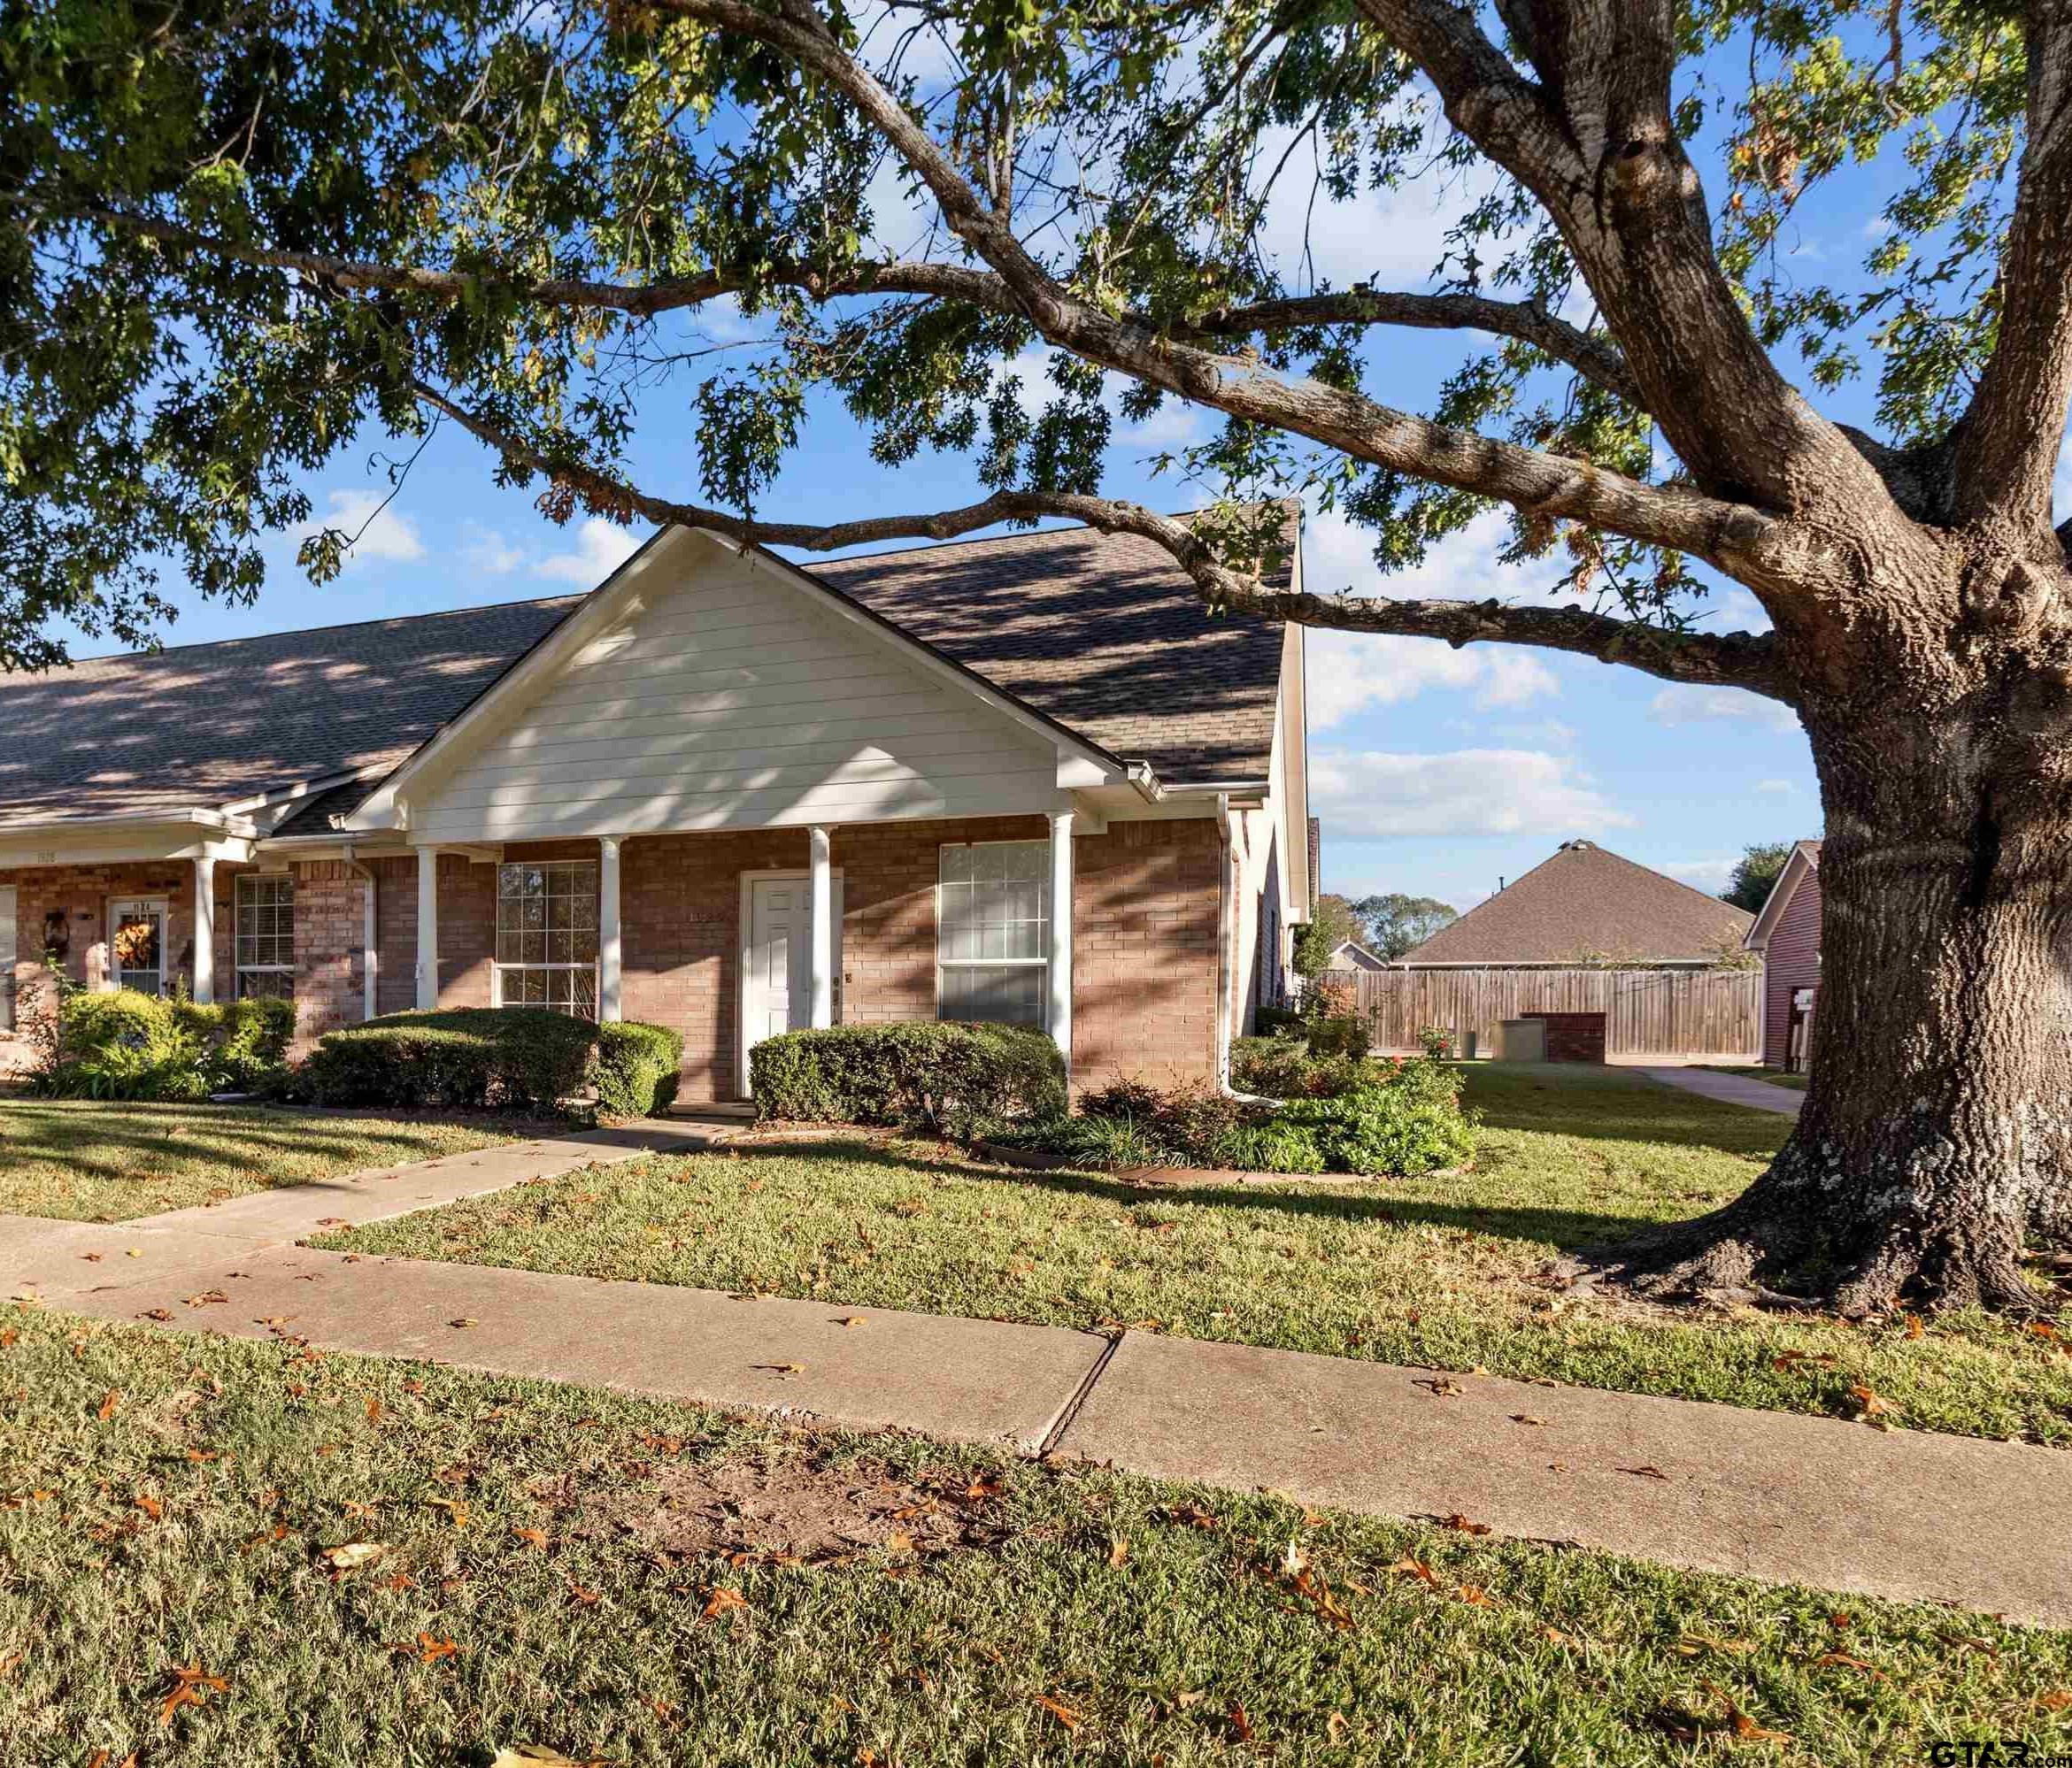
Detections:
[343, 845, 379, 1022]
[1215, 795, 1237, 1093]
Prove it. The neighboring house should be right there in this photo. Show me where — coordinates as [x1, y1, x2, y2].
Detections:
[1324, 940, 1390, 973]
[0, 519, 1312, 1099]
[1397, 840, 1754, 968]
[1744, 839, 1822, 1070]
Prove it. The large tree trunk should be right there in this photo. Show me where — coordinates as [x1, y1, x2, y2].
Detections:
[1583, 696, 2072, 1315]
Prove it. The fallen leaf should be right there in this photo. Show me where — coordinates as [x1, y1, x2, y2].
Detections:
[838, 1316, 868, 1327]
[1617, 1464, 1670, 1480]
[1704, 1680, 1791, 1744]
[754, 1362, 806, 1374]
[425, 1498, 470, 1529]
[1903, 1313, 1925, 1340]
[566, 1581, 602, 1607]
[2039, 1691, 2072, 1712]
[365, 1397, 382, 1423]
[381, 1572, 417, 1592]
[1443, 1514, 1493, 1536]
[322, 1541, 385, 1572]
[131, 1495, 163, 1521]
[1033, 1694, 1082, 1732]
[1814, 1650, 1887, 1680]
[96, 1390, 120, 1421]
[1848, 1384, 1900, 1420]
[1228, 1702, 1255, 1741]
[140, 1308, 173, 1322]
[490, 1749, 605, 1768]
[1106, 1535, 1130, 1568]
[512, 1527, 549, 1549]
[1387, 1556, 1442, 1588]
[182, 1290, 228, 1308]
[404, 1633, 459, 1666]
[81, 1252, 103, 1263]
[1509, 1414, 1549, 1426]
[700, 1586, 749, 1622]
[1541, 1626, 1576, 1646]
[1415, 1377, 1465, 1397]
[1163, 1503, 1219, 1529]
[1456, 1584, 1498, 1607]
[1771, 1349, 1837, 1372]
[158, 1661, 230, 1726]
[448, 1318, 478, 1329]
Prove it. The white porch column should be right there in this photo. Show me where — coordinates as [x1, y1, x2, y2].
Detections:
[807, 825, 834, 1029]
[1047, 809, 1075, 1065]
[414, 847, 440, 1011]
[191, 856, 216, 1005]
[597, 836, 623, 1023]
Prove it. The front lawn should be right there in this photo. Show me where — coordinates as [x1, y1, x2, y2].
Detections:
[4, 1307, 2068, 1765]
[324, 1066, 2072, 1446]
[0, 1099, 527, 1222]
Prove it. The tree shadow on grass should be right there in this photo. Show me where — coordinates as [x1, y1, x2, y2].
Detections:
[707, 1135, 1668, 1252]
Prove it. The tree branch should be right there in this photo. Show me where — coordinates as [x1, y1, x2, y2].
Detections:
[1952, 0, 2072, 534]
[411, 376, 1787, 700]
[1176, 288, 1643, 404]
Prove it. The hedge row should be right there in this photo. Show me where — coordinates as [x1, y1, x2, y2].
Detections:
[40, 992, 295, 1101]
[298, 1009, 682, 1119]
[749, 1022, 1066, 1135]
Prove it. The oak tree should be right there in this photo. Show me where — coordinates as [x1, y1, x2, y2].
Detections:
[6, 0, 2071, 1311]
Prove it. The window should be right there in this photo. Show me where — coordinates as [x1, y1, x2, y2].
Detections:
[235, 873, 296, 1001]
[937, 841, 1049, 1026]
[496, 862, 598, 1018]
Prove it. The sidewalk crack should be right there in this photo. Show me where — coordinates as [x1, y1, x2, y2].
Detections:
[1034, 1331, 1123, 1460]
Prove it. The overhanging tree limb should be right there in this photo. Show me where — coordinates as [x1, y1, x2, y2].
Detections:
[410, 375, 1786, 699]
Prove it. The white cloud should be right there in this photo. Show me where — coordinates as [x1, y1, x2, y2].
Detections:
[1309, 747, 1634, 841]
[536, 519, 644, 586]
[1647, 685, 1800, 734]
[1755, 778, 1798, 796]
[299, 488, 423, 568]
[460, 523, 527, 576]
[1661, 857, 1738, 891]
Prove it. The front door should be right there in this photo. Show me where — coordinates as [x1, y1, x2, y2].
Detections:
[109, 897, 168, 996]
[740, 873, 842, 1095]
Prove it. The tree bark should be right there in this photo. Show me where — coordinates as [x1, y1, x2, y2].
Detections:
[1581, 696, 2072, 1315]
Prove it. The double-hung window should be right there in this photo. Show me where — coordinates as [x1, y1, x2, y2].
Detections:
[234, 873, 296, 1001]
[936, 841, 1049, 1026]
[495, 862, 598, 1018]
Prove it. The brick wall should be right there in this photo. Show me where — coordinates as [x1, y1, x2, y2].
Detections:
[1761, 867, 1822, 1067]
[289, 860, 366, 1047]
[0, 861, 205, 1029]
[1525, 1010, 1606, 1064]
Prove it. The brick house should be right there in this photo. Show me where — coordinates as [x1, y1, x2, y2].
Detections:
[1743, 840, 1822, 1071]
[0, 520, 1311, 1101]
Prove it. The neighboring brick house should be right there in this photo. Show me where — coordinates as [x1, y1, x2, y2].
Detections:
[1744, 840, 1822, 1071]
[0, 519, 1311, 1100]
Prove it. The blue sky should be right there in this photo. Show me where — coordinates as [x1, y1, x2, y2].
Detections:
[56, 50, 2072, 916]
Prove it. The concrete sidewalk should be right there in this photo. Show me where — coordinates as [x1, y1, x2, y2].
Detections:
[1639, 1066, 1803, 1117]
[7, 1114, 2068, 1626]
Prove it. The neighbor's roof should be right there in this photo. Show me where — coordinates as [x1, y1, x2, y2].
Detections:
[1743, 838, 1822, 949]
[0, 519, 1289, 831]
[1398, 840, 1755, 965]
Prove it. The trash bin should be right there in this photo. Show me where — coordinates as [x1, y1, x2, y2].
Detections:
[1459, 1029, 1479, 1061]
[1498, 1018, 1547, 1062]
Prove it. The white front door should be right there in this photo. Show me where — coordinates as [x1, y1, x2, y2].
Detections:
[0, 887, 15, 1031]
[108, 897, 169, 996]
[740, 872, 842, 1095]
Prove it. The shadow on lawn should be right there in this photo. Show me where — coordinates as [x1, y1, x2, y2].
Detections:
[724, 1136, 1669, 1251]
[0, 1101, 528, 1191]
[1460, 1065, 1791, 1159]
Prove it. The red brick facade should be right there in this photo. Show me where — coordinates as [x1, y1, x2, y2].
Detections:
[3, 813, 1234, 1097]
[1524, 1010, 1607, 1064]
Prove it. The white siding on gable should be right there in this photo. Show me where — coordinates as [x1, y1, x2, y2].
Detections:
[410, 549, 1059, 842]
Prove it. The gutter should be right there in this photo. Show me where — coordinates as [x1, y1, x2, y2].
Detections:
[0, 807, 258, 840]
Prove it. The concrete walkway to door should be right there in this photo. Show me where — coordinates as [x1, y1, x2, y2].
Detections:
[6, 1107, 2068, 1627]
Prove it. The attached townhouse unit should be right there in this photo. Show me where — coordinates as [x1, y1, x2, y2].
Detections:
[0, 519, 1312, 1102]
[1743, 839, 1823, 1072]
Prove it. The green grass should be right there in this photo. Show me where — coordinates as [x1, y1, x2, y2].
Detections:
[324, 1066, 2072, 1447]
[0, 1099, 528, 1222]
[4, 1307, 2068, 1765]
[1698, 1065, 1811, 1093]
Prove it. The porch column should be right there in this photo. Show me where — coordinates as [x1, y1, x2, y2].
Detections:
[597, 836, 623, 1023]
[191, 856, 216, 1005]
[414, 847, 440, 1011]
[1047, 809, 1074, 1065]
[807, 825, 834, 1029]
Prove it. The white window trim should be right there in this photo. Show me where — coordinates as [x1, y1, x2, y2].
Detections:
[104, 895, 171, 995]
[233, 872, 296, 999]
[935, 839, 1051, 1029]
[491, 860, 602, 1018]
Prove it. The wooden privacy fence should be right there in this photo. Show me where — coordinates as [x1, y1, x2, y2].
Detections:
[1343, 968, 1764, 1059]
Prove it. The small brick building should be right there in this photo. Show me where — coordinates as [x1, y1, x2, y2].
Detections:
[0, 520, 1312, 1100]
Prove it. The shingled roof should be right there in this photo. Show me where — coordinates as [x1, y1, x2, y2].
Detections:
[0, 519, 1288, 830]
[1400, 840, 1754, 965]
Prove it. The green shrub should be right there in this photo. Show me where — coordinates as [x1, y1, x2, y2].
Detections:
[1306, 1013, 1373, 1059]
[750, 1022, 1067, 1135]
[300, 1009, 597, 1112]
[1230, 1037, 1365, 1099]
[1278, 1058, 1475, 1176]
[1254, 1004, 1306, 1038]
[39, 989, 296, 1100]
[1213, 1118, 1328, 1173]
[593, 1020, 684, 1119]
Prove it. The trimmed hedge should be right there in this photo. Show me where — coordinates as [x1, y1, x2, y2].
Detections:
[40, 990, 294, 1100]
[299, 1009, 684, 1119]
[595, 1020, 684, 1118]
[749, 1022, 1067, 1135]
